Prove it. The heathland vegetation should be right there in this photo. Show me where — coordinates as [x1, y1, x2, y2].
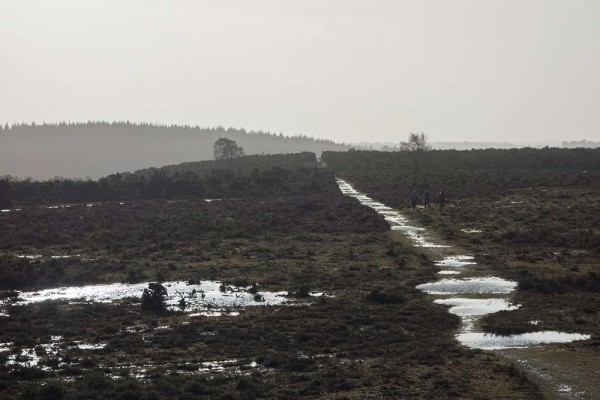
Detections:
[0, 152, 331, 206]
[324, 147, 600, 341]
[0, 152, 543, 399]
[323, 147, 600, 207]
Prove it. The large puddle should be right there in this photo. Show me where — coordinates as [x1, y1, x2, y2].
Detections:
[0, 280, 310, 316]
[337, 179, 591, 350]
[456, 331, 591, 351]
[417, 277, 517, 295]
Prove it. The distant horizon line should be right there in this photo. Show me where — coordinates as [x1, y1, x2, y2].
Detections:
[1, 120, 597, 147]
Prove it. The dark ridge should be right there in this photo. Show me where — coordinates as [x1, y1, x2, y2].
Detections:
[0, 152, 337, 206]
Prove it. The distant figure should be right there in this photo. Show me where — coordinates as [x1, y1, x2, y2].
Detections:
[438, 191, 445, 210]
[423, 190, 430, 209]
[410, 191, 418, 210]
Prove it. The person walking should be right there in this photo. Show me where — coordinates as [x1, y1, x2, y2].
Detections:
[423, 190, 430, 209]
[410, 191, 418, 210]
[438, 191, 445, 210]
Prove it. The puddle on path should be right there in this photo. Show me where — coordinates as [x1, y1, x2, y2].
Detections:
[435, 255, 476, 268]
[0, 280, 308, 317]
[434, 297, 520, 332]
[339, 180, 452, 249]
[435, 298, 518, 318]
[457, 332, 591, 351]
[336, 178, 591, 352]
[417, 277, 517, 295]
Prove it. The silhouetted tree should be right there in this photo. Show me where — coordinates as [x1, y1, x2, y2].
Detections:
[213, 138, 245, 160]
[400, 132, 431, 152]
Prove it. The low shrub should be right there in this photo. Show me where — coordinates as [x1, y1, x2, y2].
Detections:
[365, 288, 405, 304]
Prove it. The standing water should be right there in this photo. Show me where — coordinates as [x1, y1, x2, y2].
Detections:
[0, 281, 318, 317]
[336, 179, 590, 350]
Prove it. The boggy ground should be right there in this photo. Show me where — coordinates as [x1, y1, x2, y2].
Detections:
[404, 186, 600, 339]
[0, 194, 543, 399]
[403, 186, 600, 399]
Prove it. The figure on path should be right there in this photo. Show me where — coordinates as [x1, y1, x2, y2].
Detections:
[410, 191, 418, 210]
[423, 190, 430, 209]
[438, 191, 445, 210]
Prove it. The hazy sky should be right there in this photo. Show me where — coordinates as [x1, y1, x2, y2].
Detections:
[1, 0, 598, 143]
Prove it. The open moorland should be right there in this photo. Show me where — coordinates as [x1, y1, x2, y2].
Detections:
[0, 153, 544, 399]
[324, 148, 600, 398]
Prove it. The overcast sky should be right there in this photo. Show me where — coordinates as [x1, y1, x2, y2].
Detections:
[1, 0, 598, 143]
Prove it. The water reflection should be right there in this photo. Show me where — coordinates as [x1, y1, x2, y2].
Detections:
[434, 255, 476, 268]
[457, 331, 591, 351]
[336, 178, 590, 350]
[434, 297, 520, 332]
[1, 281, 302, 316]
[417, 277, 517, 295]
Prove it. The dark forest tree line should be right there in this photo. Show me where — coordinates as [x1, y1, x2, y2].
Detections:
[0, 121, 342, 144]
[0, 152, 337, 206]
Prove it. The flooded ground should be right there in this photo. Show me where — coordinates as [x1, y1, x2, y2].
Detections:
[338, 178, 594, 399]
[0, 333, 259, 378]
[0, 280, 315, 317]
[1, 336, 107, 370]
[337, 178, 590, 351]
[0, 281, 322, 373]
[457, 331, 592, 351]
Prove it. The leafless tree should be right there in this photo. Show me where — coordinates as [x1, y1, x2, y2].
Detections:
[400, 132, 431, 152]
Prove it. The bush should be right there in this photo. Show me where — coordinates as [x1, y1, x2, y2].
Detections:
[141, 282, 168, 314]
[288, 284, 310, 298]
[365, 288, 405, 304]
[518, 272, 600, 293]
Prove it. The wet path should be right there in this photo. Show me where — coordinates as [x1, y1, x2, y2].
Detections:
[337, 179, 592, 398]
